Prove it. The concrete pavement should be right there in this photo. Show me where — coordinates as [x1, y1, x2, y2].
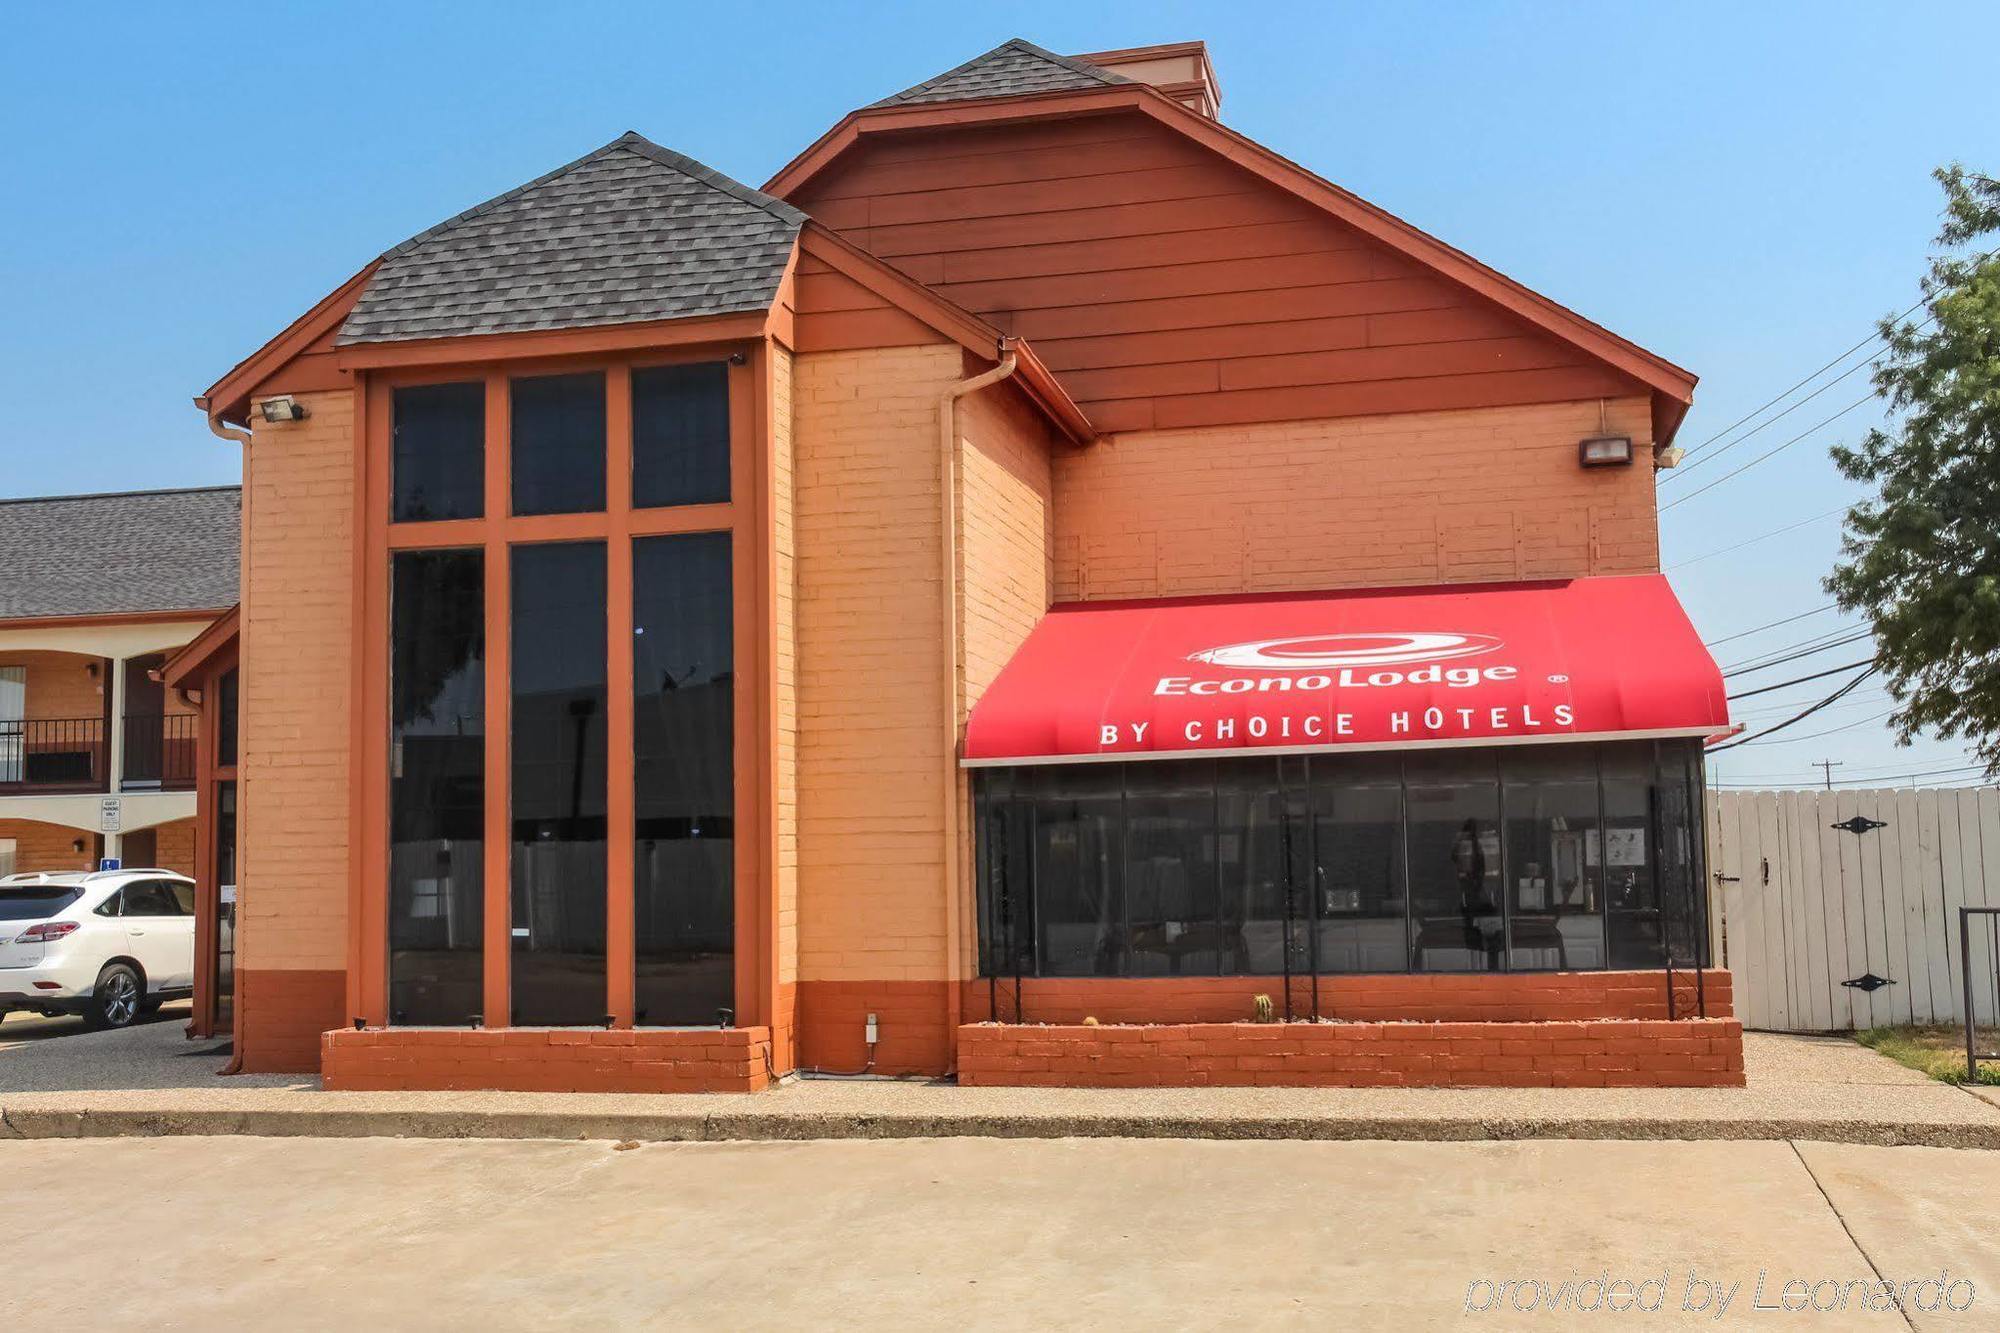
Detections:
[5, 1025, 2000, 1148]
[0, 1135, 1993, 1329]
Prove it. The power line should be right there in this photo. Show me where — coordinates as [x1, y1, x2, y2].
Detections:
[1721, 629, 1873, 677]
[1667, 506, 1846, 571]
[1661, 391, 1880, 514]
[1704, 604, 1840, 648]
[1672, 289, 1928, 462]
[1726, 658, 1875, 703]
[1711, 664, 1880, 749]
[1730, 707, 1895, 746]
[1712, 762, 1987, 789]
[1663, 356, 1879, 483]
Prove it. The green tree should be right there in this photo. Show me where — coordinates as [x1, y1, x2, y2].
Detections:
[1828, 166, 2000, 769]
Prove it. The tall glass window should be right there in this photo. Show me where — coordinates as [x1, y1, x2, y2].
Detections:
[1503, 748, 1605, 970]
[511, 372, 605, 516]
[510, 541, 607, 1025]
[388, 548, 485, 1024]
[632, 362, 730, 508]
[392, 382, 484, 522]
[1312, 755, 1406, 973]
[1123, 759, 1219, 976]
[1033, 765, 1124, 975]
[1217, 757, 1306, 976]
[632, 532, 735, 1025]
[1606, 745, 1668, 968]
[1404, 751, 1504, 972]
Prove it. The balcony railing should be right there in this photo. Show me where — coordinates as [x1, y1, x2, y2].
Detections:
[121, 713, 198, 791]
[0, 714, 197, 795]
[0, 718, 107, 793]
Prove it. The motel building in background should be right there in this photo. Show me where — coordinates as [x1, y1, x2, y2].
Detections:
[187, 38, 1741, 1091]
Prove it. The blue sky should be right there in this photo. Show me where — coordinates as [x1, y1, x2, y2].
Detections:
[3, 2, 1995, 786]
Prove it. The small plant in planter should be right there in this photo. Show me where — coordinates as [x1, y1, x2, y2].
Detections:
[1082, 1016, 1100, 1026]
[1253, 994, 1275, 1023]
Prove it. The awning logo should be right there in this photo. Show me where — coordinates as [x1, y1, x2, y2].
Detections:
[1188, 632, 1503, 671]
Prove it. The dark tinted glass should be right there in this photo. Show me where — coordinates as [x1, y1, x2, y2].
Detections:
[218, 668, 239, 768]
[1502, 747, 1604, 970]
[1217, 757, 1308, 976]
[0, 888, 79, 920]
[388, 549, 485, 1024]
[1604, 742, 1667, 968]
[632, 362, 730, 508]
[511, 372, 605, 516]
[1401, 752, 1504, 972]
[633, 532, 734, 1025]
[1312, 756, 1407, 973]
[392, 382, 484, 522]
[1124, 759, 1220, 976]
[510, 541, 607, 1025]
[122, 882, 180, 916]
[974, 769, 1035, 981]
[165, 881, 196, 915]
[1034, 765, 1124, 975]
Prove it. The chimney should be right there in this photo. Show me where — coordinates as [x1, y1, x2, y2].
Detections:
[1074, 41, 1222, 119]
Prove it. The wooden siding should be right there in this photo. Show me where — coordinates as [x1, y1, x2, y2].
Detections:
[786, 113, 1647, 433]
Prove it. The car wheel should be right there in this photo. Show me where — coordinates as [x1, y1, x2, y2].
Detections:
[85, 963, 142, 1030]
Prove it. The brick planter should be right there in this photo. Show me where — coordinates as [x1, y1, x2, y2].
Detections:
[956, 1017, 1745, 1089]
[321, 1026, 774, 1093]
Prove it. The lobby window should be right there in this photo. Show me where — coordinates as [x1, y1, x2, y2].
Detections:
[511, 372, 606, 516]
[510, 541, 608, 1025]
[1033, 765, 1124, 976]
[1311, 754, 1406, 974]
[1502, 748, 1604, 970]
[1124, 759, 1220, 976]
[632, 530, 734, 1025]
[973, 741, 1705, 982]
[387, 548, 485, 1024]
[391, 382, 484, 522]
[1404, 751, 1504, 973]
[632, 362, 730, 508]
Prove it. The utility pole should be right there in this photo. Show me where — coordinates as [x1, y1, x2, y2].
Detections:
[1812, 758, 1844, 790]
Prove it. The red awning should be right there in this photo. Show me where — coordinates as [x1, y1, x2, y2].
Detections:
[963, 575, 1731, 766]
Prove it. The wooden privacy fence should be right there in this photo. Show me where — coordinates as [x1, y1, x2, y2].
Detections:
[1706, 787, 2000, 1033]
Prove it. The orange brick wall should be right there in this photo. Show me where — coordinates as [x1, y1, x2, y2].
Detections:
[239, 388, 353, 978]
[963, 969, 1734, 1025]
[771, 343, 799, 994]
[958, 1016, 1746, 1088]
[1052, 396, 1657, 600]
[792, 343, 960, 990]
[322, 1025, 774, 1093]
[149, 816, 197, 878]
[0, 818, 96, 873]
[236, 968, 345, 1073]
[4, 652, 107, 721]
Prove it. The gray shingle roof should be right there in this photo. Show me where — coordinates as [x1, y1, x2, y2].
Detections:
[869, 38, 1130, 108]
[337, 133, 806, 345]
[0, 487, 240, 621]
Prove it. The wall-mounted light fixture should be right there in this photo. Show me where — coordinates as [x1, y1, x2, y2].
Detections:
[70, 838, 85, 854]
[1654, 445, 1686, 469]
[1578, 435, 1634, 468]
[259, 395, 309, 424]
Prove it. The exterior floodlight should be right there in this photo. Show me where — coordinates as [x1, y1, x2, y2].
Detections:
[1578, 435, 1634, 468]
[259, 395, 309, 424]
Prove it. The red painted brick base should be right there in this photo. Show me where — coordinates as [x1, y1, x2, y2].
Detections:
[962, 969, 1733, 1026]
[956, 1017, 1746, 1089]
[321, 1026, 774, 1093]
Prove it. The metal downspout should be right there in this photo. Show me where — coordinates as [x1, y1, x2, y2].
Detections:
[939, 341, 1019, 1076]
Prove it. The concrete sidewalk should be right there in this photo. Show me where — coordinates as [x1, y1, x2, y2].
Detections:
[3, 1021, 1999, 1146]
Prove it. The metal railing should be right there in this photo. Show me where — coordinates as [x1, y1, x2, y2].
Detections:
[121, 713, 197, 791]
[1959, 907, 2000, 1082]
[0, 717, 108, 792]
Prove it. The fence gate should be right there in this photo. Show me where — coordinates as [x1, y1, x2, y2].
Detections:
[1707, 787, 2000, 1032]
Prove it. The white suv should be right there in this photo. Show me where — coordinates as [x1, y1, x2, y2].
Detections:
[0, 869, 197, 1029]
